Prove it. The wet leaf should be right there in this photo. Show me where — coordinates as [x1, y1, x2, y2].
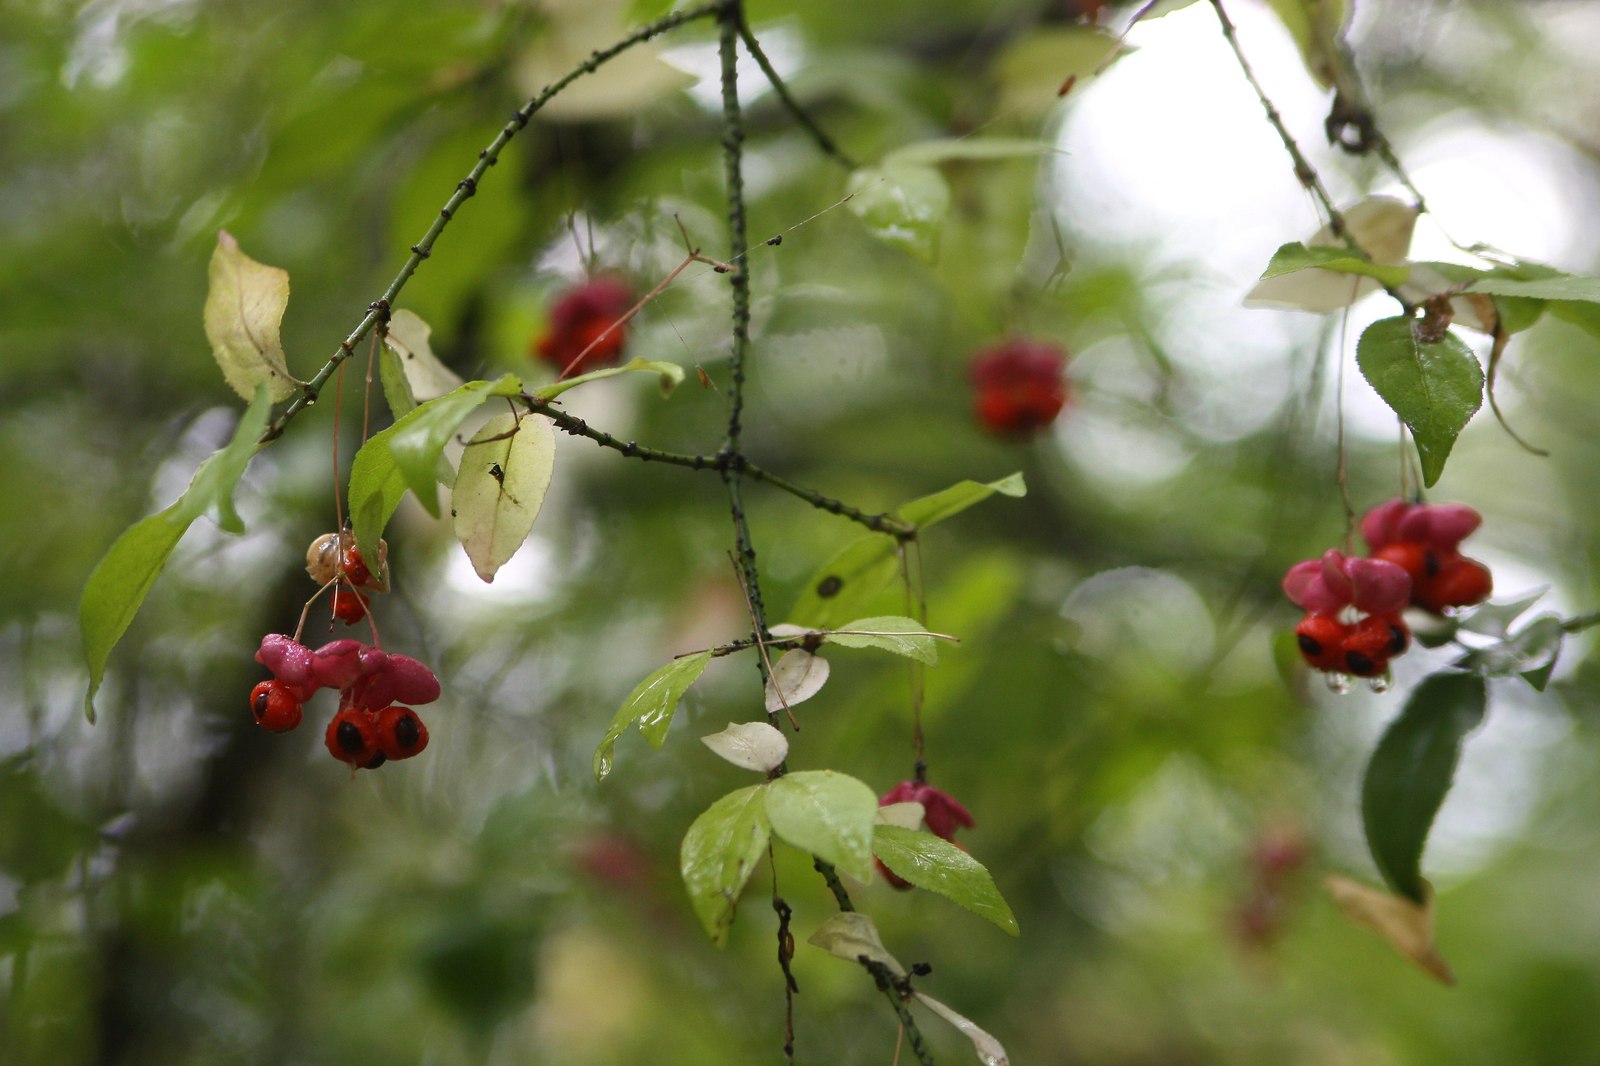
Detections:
[701, 721, 788, 773]
[593, 651, 713, 782]
[1356, 317, 1482, 486]
[80, 387, 271, 721]
[348, 375, 523, 557]
[680, 784, 770, 946]
[827, 615, 942, 665]
[807, 912, 904, 974]
[1360, 671, 1486, 903]
[452, 412, 556, 583]
[765, 770, 877, 882]
[786, 473, 1025, 629]
[203, 231, 301, 401]
[872, 826, 1019, 935]
[764, 649, 830, 713]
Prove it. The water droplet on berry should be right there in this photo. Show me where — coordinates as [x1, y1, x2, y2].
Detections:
[1368, 673, 1392, 694]
[1324, 672, 1352, 695]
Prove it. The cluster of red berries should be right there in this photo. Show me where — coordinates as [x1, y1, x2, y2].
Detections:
[306, 531, 389, 626]
[1284, 499, 1493, 681]
[876, 780, 975, 890]
[252, 635, 439, 768]
[247, 532, 440, 770]
[533, 277, 633, 376]
[969, 338, 1070, 437]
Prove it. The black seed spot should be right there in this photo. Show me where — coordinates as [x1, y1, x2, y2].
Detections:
[336, 721, 366, 755]
[252, 691, 269, 719]
[363, 752, 387, 769]
[1424, 550, 1441, 578]
[816, 575, 843, 598]
[1297, 633, 1323, 657]
[1345, 651, 1376, 677]
[394, 713, 420, 750]
[1386, 624, 1407, 655]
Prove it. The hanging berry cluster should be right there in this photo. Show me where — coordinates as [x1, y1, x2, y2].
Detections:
[1283, 499, 1493, 684]
[248, 533, 440, 770]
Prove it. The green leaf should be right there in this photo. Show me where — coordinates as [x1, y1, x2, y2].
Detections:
[1465, 274, 1600, 303]
[827, 615, 941, 665]
[593, 650, 713, 782]
[786, 473, 1025, 629]
[389, 374, 523, 515]
[531, 356, 685, 400]
[80, 387, 272, 721]
[885, 137, 1051, 167]
[452, 412, 557, 583]
[202, 231, 302, 402]
[1361, 672, 1487, 903]
[764, 770, 878, 882]
[679, 784, 770, 946]
[872, 825, 1019, 935]
[1257, 242, 1411, 288]
[1355, 317, 1483, 487]
[785, 536, 903, 631]
[378, 345, 418, 420]
[348, 376, 522, 557]
[846, 162, 951, 263]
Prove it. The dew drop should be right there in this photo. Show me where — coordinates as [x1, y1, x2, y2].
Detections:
[1324, 672, 1352, 695]
[1368, 673, 1392, 694]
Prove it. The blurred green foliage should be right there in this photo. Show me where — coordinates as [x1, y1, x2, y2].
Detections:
[7, 0, 1600, 1063]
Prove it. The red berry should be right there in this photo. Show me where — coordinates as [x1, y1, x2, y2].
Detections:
[375, 705, 429, 760]
[331, 586, 368, 625]
[325, 707, 384, 769]
[1372, 540, 1434, 586]
[249, 680, 303, 733]
[342, 546, 371, 588]
[1341, 614, 1409, 677]
[969, 339, 1069, 437]
[1293, 615, 1350, 672]
[1415, 556, 1492, 614]
[535, 277, 633, 375]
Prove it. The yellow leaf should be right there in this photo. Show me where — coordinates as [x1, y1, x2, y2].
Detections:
[1324, 875, 1455, 985]
[202, 231, 301, 402]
